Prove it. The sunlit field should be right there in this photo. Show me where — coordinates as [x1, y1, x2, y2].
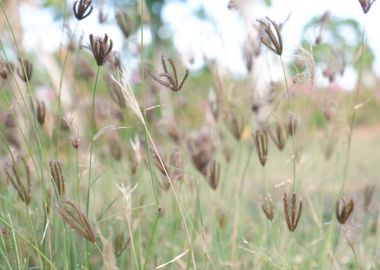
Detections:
[0, 0, 379, 269]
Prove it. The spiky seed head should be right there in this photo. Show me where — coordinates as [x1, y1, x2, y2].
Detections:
[253, 130, 268, 166]
[73, 0, 93, 20]
[89, 34, 113, 66]
[17, 58, 33, 83]
[261, 194, 275, 221]
[336, 198, 354, 224]
[283, 192, 302, 232]
[4, 156, 31, 205]
[257, 17, 283, 56]
[36, 100, 46, 126]
[113, 233, 130, 257]
[269, 121, 287, 151]
[358, 0, 376, 13]
[116, 11, 133, 39]
[364, 185, 375, 212]
[287, 114, 299, 137]
[58, 200, 96, 243]
[49, 160, 65, 198]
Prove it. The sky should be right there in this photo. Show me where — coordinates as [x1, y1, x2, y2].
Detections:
[18, 0, 380, 89]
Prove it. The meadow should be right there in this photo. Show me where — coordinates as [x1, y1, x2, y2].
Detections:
[0, 0, 379, 269]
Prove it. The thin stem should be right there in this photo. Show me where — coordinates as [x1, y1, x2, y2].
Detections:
[145, 127, 197, 269]
[340, 24, 366, 195]
[86, 66, 101, 215]
[76, 148, 80, 207]
[56, 21, 79, 157]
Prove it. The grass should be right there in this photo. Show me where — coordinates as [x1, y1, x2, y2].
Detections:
[0, 0, 379, 269]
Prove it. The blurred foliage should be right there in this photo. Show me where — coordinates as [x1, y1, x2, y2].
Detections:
[296, 12, 375, 75]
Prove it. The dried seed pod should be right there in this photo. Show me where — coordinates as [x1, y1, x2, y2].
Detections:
[283, 192, 302, 232]
[58, 200, 96, 243]
[269, 121, 287, 151]
[113, 233, 130, 257]
[116, 11, 133, 39]
[17, 58, 33, 82]
[261, 194, 275, 221]
[253, 130, 268, 166]
[257, 17, 283, 56]
[73, 0, 93, 20]
[36, 100, 46, 126]
[4, 156, 31, 205]
[223, 112, 245, 141]
[205, 160, 220, 190]
[358, 0, 376, 13]
[364, 185, 375, 212]
[336, 198, 354, 224]
[89, 34, 113, 66]
[49, 160, 65, 198]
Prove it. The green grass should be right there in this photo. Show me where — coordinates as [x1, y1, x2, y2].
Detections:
[0, 0, 380, 269]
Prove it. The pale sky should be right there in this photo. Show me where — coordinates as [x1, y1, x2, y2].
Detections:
[19, 0, 380, 89]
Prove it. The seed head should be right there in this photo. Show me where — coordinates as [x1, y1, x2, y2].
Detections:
[106, 73, 126, 109]
[0, 60, 13, 79]
[364, 185, 375, 212]
[17, 58, 33, 82]
[73, 0, 93, 20]
[187, 128, 216, 174]
[49, 160, 65, 198]
[89, 34, 113, 66]
[253, 130, 268, 166]
[336, 198, 354, 224]
[257, 17, 283, 56]
[261, 194, 275, 221]
[116, 11, 133, 39]
[4, 156, 31, 205]
[287, 114, 299, 137]
[269, 120, 287, 151]
[58, 200, 96, 243]
[223, 112, 245, 141]
[36, 100, 46, 126]
[147, 55, 189, 92]
[283, 192, 302, 232]
[205, 160, 220, 190]
[358, 0, 376, 13]
[113, 233, 130, 257]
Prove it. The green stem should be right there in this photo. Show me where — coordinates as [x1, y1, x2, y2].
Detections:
[56, 21, 79, 157]
[86, 66, 101, 215]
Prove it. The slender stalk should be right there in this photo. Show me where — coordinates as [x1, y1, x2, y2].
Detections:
[145, 127, 197, 269]
[86, 66, 101, 215]
[340, 24, 366, 194]
[56, 21, 79, 157]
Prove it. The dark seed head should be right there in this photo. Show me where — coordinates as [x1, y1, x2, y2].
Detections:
[336, 198, 354, 225]
[89, 34, 113, 66]
[73, 0, 93, 20]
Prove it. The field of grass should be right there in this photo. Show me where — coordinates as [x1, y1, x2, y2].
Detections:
[0, 0, 380, 269]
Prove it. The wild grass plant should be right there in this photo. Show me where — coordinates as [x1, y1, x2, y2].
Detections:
[0, 0, 379, 269]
